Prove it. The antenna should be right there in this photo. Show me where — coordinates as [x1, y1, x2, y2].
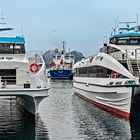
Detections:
[21, 26, 23, 36]
[136, 14, 139, 25]
[118, 21, 136, 28]
[62, 41, 66, 54]
[0, 10, 6, 25]
[103, 36, 108, 44]
[114, 16, 119, 28]
[69, 48, 71, 59]
[0, 10, 14, 32]
[112, 17, 119, 35]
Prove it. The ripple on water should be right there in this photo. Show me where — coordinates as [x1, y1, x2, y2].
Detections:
[39, 80, 132, 140]
[0, 80, 140, 139]
[0, 97, 49, 140]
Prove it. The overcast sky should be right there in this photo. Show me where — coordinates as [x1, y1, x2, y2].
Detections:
[1, 0, 140, 56]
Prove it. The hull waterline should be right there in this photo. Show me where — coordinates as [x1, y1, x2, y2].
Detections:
[74, 85, 140, 120]
[50, 70, 73, 79]
[74, 92, 130, 120]
[73, 80, 139, 120]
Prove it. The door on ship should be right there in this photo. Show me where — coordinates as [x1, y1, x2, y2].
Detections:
[0, 69, 16, 85]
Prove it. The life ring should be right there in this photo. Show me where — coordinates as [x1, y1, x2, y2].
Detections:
[30, 63, 39, 73]
[111, 71, 119, 78]
[51, 60, 56, 67]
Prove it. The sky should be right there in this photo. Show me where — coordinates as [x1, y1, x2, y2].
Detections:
[1, 0, 140, 56]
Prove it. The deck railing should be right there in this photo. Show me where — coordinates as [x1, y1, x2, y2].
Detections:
[108, 48, 140, 77]
[110, 49, 140, 61]
[27, 51, 43, 64]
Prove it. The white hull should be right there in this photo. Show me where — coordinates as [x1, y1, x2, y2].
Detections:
[73, 77, 135, 120]
[73, 25, 140, 120]
[0, 88, 49, 121]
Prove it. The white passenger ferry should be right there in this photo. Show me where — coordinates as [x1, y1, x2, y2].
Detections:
[0, 26, 49, 121]
[73, 23, 140, 120]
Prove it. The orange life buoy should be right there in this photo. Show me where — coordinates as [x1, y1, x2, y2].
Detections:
[30, 63, 39, 73]
[111, 71, 119, 78]
[51, 60, 56, 67]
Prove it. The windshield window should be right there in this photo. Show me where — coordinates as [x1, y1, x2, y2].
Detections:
[0, 43, 25, 54]
[57, 56, 61, 60]
[64, 56, 69, 60]
[110, 36, 140, 45]
[70, 56, 74, 59]
[117, 37, 129, 45]
[64, 55, 74, 60]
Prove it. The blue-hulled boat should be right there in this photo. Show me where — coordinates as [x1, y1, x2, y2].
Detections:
[50, 69, 73, 79]
[50, 41, 75, 79]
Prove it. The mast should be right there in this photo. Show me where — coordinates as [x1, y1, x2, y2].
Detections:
[0, 10, 6, 25]
[62, 41, 66, 54]
[0, 11, 13, 31]
[69, 48, 70, 59]
[118, 21, 136, 28]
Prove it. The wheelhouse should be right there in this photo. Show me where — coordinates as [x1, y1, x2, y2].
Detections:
[0, 36, 25, 85]
[109, 33, 140, 45]
[64, 55, 75, 60]
[0, 36, 25, 54]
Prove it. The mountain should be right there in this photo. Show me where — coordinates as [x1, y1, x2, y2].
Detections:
[70, 50, 85, 63]
[43, 50, 84, 68]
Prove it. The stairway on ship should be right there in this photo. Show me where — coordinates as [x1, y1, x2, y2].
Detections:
[128, 59, 140, 77]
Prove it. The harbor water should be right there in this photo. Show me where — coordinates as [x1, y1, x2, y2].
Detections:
[0, 80, 140, 139]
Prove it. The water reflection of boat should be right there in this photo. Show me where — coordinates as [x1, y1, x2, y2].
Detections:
[0, 18, 49, 121]
[72, 94, 131, 139]
[73, 22, 140, 120]
[50, 41, 75, 79]
[130, 100, 140, 140]
[0, 97, 49, 140]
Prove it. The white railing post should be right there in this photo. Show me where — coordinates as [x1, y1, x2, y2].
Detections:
[0, 77, 1, 88]
[127, 56, 134, 75]
[135, 49, 137, 60]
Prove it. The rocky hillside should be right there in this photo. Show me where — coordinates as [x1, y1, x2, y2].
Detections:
[43, 50, 84, 68]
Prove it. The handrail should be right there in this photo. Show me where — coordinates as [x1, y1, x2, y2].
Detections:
[28, 51, 45, 77]
[27, 51, 43, 64]
[127, 57, 134, 75]
[0, 76, 16, 77]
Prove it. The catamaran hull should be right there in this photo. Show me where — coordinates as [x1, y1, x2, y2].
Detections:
[73, 81, 135, 120]
[16, 96, 36, 119]
[0, 88, 49, 121]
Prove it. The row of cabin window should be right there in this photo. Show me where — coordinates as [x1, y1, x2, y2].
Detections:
[0, 44, 25, 54]
[75, 66, 107, 78]
[110, 37, 140, 45]
[74, 66, 128, 78]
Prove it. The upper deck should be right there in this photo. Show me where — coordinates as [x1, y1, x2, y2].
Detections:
[109, 32, 140, 45]
[0, 36, 25, 54]
[0, 36, 25, 44]
[100, 24, 140, 60]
